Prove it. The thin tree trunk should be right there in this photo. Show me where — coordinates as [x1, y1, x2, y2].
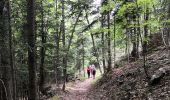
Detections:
[26, 0, 37, 99]
[82, 40, 85, 77]
[131, 17, 138, 59]
[55, 0, 61, 87]
[126, 16, 130, 63]
[101, 14, 106, 73]
[39, 0, 46, 94]
[143, 7, 149, 78]
[61, 0, 66, 91]
[107, 11, 112, 71]
[113, 15, 116, 66]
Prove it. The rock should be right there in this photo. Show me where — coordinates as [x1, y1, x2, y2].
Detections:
[149, 67, 170, 85]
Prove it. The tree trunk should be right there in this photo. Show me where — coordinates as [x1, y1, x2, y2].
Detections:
[61, 0, 66, 91]
[82, 40, 85, 77]
[125, 15, 130, 63]
[7, 1, 16, 100]
[113, 15, 116, 67]
[0, 1, 13, 100]
[101, 14, 106, 73]
[55, 0, 61, 87]
[143, 7, 149, 78]
[131, 14, 138, 59]
[26, 0, 37, 99]
[39, 0, 46, 94]
[107, 11, 112, 72]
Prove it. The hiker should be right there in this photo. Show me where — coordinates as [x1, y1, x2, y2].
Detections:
[91, 64, 96, 79]
[87, 66, 91, 78]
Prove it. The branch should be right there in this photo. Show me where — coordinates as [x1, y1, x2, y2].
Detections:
[81, 18, 99, 33]
[66, 10, 82, 56]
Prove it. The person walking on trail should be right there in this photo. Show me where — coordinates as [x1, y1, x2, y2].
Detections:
[87, 66, 91, 78]
[91, 64, 96, 79]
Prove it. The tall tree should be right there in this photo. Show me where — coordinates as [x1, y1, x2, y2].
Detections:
[7, 0, 16, 99]
[61, 0, 66, 91]
[39, 0, 46, 94]
[26, 0, 37, 99]
[54, 0, 61, 86]
[101, 0, 106, 73]
[107, 11, 112, 71]
[0, 0, 13, 100]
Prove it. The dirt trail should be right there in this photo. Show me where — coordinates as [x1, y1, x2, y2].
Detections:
[60, 78, 94, 100]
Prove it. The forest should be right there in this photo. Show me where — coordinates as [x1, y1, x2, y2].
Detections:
[0, 0, 170, 100]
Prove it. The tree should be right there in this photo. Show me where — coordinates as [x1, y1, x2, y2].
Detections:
[61, 0, 66, 91]
[143, 6, 149, 79]
[26, 0, 37, 99]
[0, 0, 13, 100]
[8, 0, 16, 99]
[101, 0, 107, 73]
[107, 2, 112, 72]
[54, 0, 61, 86]
[39, 0, 47, 94]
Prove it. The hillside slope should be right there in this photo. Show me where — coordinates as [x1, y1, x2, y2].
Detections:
[87, 46, 170, 100]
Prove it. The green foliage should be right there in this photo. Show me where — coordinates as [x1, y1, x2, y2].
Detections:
[100, 0, 115, 13]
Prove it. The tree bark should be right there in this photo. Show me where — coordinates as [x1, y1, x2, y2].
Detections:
[113, 15, 116, 67]
[101, 13, 106, 73]
[55, 0, 61, 87]
[61, 0, 66, 91]
[143, 7, 149, 78]
[0, 1, 13, 100]
[7, 1, 16, 100]
[26, 0, 37, 99]
[107, 11, 112, 72]
[131, 14, 138, 59]
[82, 40, 85, 77]
[39, 0, 46, 94]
